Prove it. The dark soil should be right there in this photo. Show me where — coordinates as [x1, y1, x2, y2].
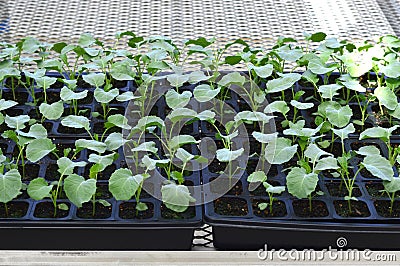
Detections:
[209, 177, 243, 196]
[48, 143, 81, 160]
[292, 200, 329, 217]
[0, 202, 29, 218]
[45, 164, 61, 181]
[77, 78, 92, 89]
[33, 201, 70, 218]
[334, 200, 371, 217]
[2, 91, 29, 105]
[76, 202, 112, 219]
[246, 160, 278, 176]
[268, 89, 294, 102]
[95, 183, 113, 199]
[0, 143, 9, 154]
[161, 204, 196, 219]
[57, 124, 87, 135]
[19, 164, 40, 181]
[208, 160, 227, 174]
[84, 163, 116, 180]
[3, 108, 23, 116]
[214, 197, 248, 216]
[118, 202, 154, 219]
[35, 91, 61, 104]
[326, 182, 362, 197]
[374, 200, 400, 218]
[252, 199, 287, 217]
[94, 105, 125, 116]
[365, 182, 400, 198]
[93, 122, 122, 134]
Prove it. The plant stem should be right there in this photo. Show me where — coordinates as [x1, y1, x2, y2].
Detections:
[4, 203, 8, 218]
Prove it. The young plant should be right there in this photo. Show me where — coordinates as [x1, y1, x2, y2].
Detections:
[286, 143, 338, 211]
[247, 171, 285, 214]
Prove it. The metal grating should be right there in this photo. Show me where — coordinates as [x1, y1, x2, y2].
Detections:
[1, 0, 399, 46]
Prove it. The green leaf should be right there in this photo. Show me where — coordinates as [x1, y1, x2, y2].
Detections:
[258, 203, 268, 211]
[341, 79, 366, 92]
[78, 33, 96, 47]
[109, 169, 145, 201]
[61, 115, 90, 130]
[64, 174, 97, 208]
[94, 88, 119, 103]
[75, 139, 107, 153]
[309, 32, 327, 42]
[265, 138, 298, 164]
[249, 64, 274, 78]
[283, 120, 322, 137]
[88, 153, 115, 171]
[314, 157, 339, 171]
[360, 126, 398, 141]
[165, 89, 192, 109]
[193, 84, 220, 102]
[17, 124, 47, 139]
[167, 108, 197, 123]
[0, 169, 22, 203]
[60, 87, 88, 101]
[264, 101, 289, 115]
[161, 183, 195, 212]
[234, 111, 274, 124]
[218, 72, 245, 87]
[0, 99, 18, 111]
[110, 61, 136, 80]
[57, 157, 87, 176]
[116, 91, 136, 102]
[318, 84, 342, 100]
[266, 73, 301, 93]
[380, 61, 400, 78]
[39, 101, 64, 120]
[105, 132, 126, 151]
[141, 155, 169, 171]
[308, 58, 337, 74]
[106, 114, 131, 130]
[389, 103, 400, 119]
[276, 46, 303, 62]
[264, 183, 286, 194]
[356, 146, 381, 157]
[58, 203, 69, 211]
[374, 86, 398, 111]
[216, 148, 244, 162]
[136, 202, 148, 211]
[304, 143, 332, 164]
[131, 116, 164, 132]
[187, 71, 210, 84]
[332, 123, 355, 140]
[22, 37, 41, 53]
[27, 178, 53, 200]
[5, 115, 30, 130]
[383, 177, 400, 193]
[286, 167, 318, 199]
[247, 171, 267, 183]
[326, 105, 352, 128]
[175, 148, 195, 164]
[167, 73, 189, 87]
[132, 141, 158, 154]
[361, 155, 393, 181]
[35, 76, 57, 90]
[82, 73, 106, 88]
[290, 100, 314, 110]
[168, 135, 198, 150]
[252, 132, 278, 143]
[26, 138, 55, 162]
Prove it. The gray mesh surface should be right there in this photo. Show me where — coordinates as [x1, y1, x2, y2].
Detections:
[1, 0, 399, 46]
